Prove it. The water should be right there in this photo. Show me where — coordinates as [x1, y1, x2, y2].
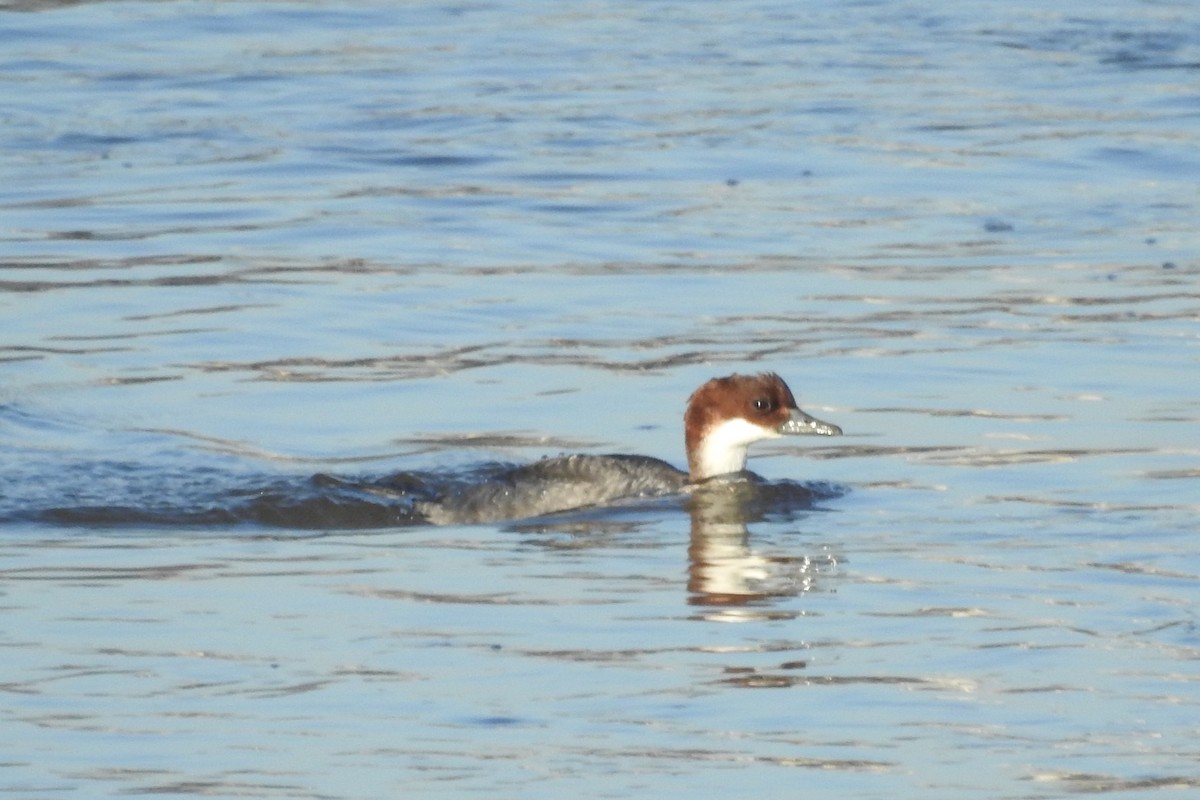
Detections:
[2, 0, 1198, 797]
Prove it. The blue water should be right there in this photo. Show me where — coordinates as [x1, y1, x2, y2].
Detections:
[2, 1, 1198, 798]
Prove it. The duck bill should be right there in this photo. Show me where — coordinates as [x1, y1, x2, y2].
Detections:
[779, 407, 842, 437]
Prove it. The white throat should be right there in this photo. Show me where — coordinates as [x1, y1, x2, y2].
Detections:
[692, 418, 780, 480]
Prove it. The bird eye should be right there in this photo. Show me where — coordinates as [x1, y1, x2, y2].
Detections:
[753, 397, 774, 413]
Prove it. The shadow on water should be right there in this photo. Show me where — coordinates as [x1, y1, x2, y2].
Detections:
[7, 467, 428, 529]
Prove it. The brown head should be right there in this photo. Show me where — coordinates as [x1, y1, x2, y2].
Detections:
[683, 372, 841, 481]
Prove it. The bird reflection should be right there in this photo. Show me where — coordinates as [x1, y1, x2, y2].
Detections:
[685, 477, 838, 618]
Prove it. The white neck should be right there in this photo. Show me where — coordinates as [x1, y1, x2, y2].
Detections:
[691, 418, 779, 480]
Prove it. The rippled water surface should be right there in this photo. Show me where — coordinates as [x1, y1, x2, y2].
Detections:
[2, 1, 1198, 797]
